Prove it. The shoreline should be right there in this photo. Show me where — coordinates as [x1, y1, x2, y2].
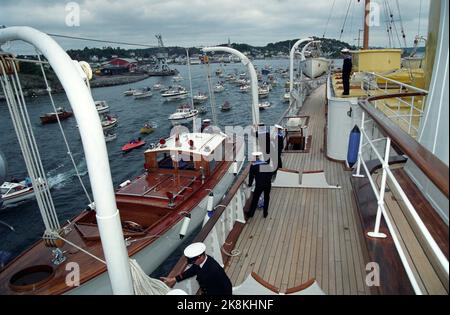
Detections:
[0, 73, 152, 100]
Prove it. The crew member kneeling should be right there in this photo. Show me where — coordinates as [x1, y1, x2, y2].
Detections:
[161, 242, 232, 295]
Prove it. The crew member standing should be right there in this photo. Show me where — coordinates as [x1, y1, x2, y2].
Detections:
[161, 242, 232, 295]
[341, 48, 352, 96]
[274, 124, 285, 171]
[247, 152, 273, 219]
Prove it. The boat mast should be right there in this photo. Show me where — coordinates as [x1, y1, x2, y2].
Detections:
[363, 0, 371, 49]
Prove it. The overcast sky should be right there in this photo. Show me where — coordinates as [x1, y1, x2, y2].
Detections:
[1, 0, 430, 53]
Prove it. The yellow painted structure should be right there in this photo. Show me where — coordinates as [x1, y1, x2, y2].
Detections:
[351, 49, 402, 73]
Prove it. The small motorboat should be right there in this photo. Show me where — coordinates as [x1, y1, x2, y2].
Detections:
[193, 93, 208, 104]
[122, 139, 146, 152]
[283, 93, 290, 103]
[214, 83, 225, 93]
[221, 101, 232, 111]
[101, 116, 118, 130]
[152, 83, 164, 91]
[123, 88, 137, 96]
[225, 74, 236, 82]
[239, 85, 250, 93]
[140, 123, 155, 134]
[258, 87, 270, 98]
[259, 101, 272, 110]
[197, 106, 208, 115]
[133, 88, 153, 99]
[0, 178, 35, 207]
[39, 107, 73, 124]
[95, 100, 109, 114]
[172, 75, 184, 82]
[168, 106, 199, 125]
[161, 86, 188, 101]
[104, 132, 117, 143]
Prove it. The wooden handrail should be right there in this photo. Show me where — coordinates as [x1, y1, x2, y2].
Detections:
[167, 164, 251, 279]
[360, 95, 449, 198]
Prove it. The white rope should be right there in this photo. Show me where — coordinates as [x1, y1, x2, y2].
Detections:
[52, 232, 170, 295]
[129, 259, 170, 295]
[35, 51, 93, 204]
[0, 59, 60, 231]
[10, 61, 61, 229]
[203, 57, 218, 126]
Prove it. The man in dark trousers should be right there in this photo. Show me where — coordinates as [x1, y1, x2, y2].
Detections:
[161, 242, 232, 295]
[247, 152, 273, 219]
[341, 48, 352, 96]
[273, 124, 285, 171]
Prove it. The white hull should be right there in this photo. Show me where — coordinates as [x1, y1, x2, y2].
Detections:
[1, 189, 35, 206]
[169, 115, 197, 125]
[301, 58, 329, 79]
[163, 93, 188, 101]
[66, 153, 245, 295]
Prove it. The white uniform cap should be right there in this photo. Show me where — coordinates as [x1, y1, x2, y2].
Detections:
[274, 124, 283, 129]
[166, 289, 188, 295]
[252, 152, 263, 157]
[341, 48, 350, 53]
[203, 119, 211, 123]
[184, 242, 206, 258]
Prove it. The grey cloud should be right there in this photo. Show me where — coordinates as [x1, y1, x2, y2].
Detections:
[0, 0, 430, 52]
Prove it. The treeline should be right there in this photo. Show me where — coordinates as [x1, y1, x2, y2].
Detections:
[65, 37, 356, 61]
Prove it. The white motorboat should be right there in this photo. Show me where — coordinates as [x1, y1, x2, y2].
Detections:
[258, 87, 270, 98]
[152, 83, 164, 91]
[161, 86, 188, 101]
[193, 93, 208, 104]
[95, 100, 109, 114]
[258, 101, 271, 110]
[133, 88, 153, 99]
[168, 107, 199, 125]
[214, 83, 225, 93]
[239, 85, 250, 93]
[172, 75, 184, 82]
[101, 116, 118, 130]
[104, 132, 117, 143]
[283, 93, 290, 103]
[0, 180, 35, 207]
[300, 57, 329, 79]
[123, 89, 137, 96]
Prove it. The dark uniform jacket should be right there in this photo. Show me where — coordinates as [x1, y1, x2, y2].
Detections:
[342, 55, 352, 77]
[176, 255, 232, 295]
[249, 161, 273, 189]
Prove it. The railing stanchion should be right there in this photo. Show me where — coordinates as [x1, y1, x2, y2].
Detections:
[368, 137, 390, 239]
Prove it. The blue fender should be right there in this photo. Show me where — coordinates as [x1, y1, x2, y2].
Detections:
[347, 125, 361, 168]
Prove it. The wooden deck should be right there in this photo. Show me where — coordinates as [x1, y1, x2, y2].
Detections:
[225, 85, 372, 295]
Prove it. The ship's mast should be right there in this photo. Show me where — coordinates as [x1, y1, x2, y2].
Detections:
[363, 0, 370, 49]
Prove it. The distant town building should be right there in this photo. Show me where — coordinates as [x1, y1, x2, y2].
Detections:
[101, 57, 138, 75]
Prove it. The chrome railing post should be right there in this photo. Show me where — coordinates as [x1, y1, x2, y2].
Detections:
[368, 137, 391, 239]
[354, 111, 366, 178]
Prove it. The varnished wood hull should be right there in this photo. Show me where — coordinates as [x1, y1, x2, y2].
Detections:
[0, 144, 245, 295]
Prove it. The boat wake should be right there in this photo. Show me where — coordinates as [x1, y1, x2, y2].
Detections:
[46, 159, 88, 190]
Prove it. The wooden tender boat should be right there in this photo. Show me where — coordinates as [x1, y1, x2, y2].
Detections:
[0, 131, 244, 294]
[39, 107, 73, 124]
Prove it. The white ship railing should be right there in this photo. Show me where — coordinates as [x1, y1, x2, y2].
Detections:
[361, 72, 428, 139]
[355, 97, 449, 295]
[168, 165, 251, 294]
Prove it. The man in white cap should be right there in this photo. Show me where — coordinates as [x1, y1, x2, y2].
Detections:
[341, 48, 352, 96]
[160, 242, 232, 295]
[247, 151, 273, 218]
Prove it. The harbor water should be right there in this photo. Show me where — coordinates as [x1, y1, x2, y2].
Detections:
[0, 59, 292, 274]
